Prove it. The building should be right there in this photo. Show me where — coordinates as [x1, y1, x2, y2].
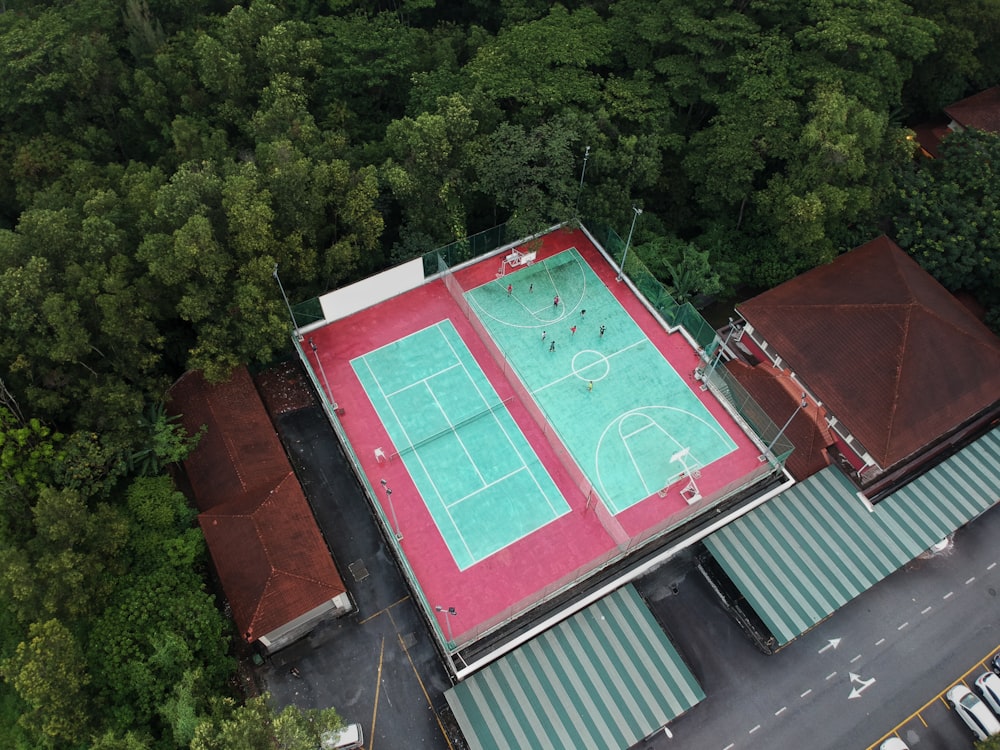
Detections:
[729, 235, 1000, 500]
[169, 367, 353, 654]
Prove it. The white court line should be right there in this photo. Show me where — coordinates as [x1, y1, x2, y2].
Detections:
[533, 338, 649, 394]
[438, 324, 565, 518]
[427, 386, 486, 485]
[381, 361, 463, 399]
[444, 467, 531, 509]
[362, 354, 475, 561]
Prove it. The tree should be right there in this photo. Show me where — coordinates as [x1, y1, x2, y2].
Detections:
[191, 694, 343, 750]
[1, 618, 92, 747]
[635, 236, 722, 304]
[382, 93, 480, 244]
[893, 128, 1000, 330]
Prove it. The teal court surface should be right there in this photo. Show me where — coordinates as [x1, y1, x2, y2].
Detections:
[466, 248, 737, 514]
[351, 321, 570, 570]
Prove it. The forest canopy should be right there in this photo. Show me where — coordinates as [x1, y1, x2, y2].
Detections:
[1, 1, 998, 748]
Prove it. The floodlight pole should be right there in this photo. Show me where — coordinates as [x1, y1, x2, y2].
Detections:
[435, 605, 457, 644]
[272, 263, 297, 332]
[380, 479, 402, 540]
[575, 145, 591, 216]
[308, 338, 334, 407]
[616, 206, 643, 282]
[766, 393, 808, 454]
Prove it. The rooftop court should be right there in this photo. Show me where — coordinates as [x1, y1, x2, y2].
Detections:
[301, 226, 769, 651]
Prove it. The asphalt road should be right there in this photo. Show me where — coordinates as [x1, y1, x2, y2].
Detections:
[258, 404, 463, 750]
[638, 503, 1000, 750]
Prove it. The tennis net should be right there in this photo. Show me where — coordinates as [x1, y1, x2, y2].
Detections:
[390, 396, 513, 458]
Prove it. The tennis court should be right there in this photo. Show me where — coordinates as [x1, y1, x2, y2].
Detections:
[351, 321, 570, 570]
[465, 248, 737, 514]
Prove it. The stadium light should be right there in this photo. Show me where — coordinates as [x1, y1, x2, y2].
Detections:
[575, 145, 591, 216]
[616, 206, 643, 282]
[272, 263, 297, 332]
[765, 393, 808, 454]
[435, 605, 458, 644]
[380, 479, 402, 540]
[308, 337, 334, 409]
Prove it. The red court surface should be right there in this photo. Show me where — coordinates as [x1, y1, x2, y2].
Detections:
[305, 227, 765, 646]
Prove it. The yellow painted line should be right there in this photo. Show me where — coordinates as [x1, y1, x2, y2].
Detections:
[387, 607, 456, 750]
[358, 595, 411, 625]
[369, 635, 386, 750]
[867, 644, 1000, 749]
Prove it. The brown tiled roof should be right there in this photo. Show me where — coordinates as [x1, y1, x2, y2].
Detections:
[199, 472, 346, 640]
[944, 86, 1000, 132]
[168, 367, 346, 642]
[738, 236, 1000, 469]
[724, 360, 833, 481]
[169, 368, 289, 512]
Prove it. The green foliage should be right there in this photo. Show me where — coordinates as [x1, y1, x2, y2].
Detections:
[0, 407, 64, 489]
[1, 618, 92, 747]
[129, 402, 205, 477]
[893, 128, 1000, 329]
[975, 734, 1000, 750]
[636, 237, 722, 304]
[191, 694, 343, 750]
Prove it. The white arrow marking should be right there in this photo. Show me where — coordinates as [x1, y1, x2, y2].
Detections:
[818, 638, 842, 654]
[848, 672, 876, 699]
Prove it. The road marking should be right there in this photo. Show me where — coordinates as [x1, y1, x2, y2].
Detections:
[875, 638, 885, 646]
[966, 576, 976, 585]
[749, 724, 760, 734]
[775, 706, 787, 716]
[848, 672, 876, 699]
[921, 606, 932, 614]
[801, 689, 812, 698]
[826, 672, 837, 681]
[818, 638, 842, 654]
[897, 621, 909, 631]
[944, 591, 954, 599]
[988, 562, 997, 571]
[723, 744, 734, 750]
[851, 654, 862, 663]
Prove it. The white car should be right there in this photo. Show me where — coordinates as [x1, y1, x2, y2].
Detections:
[320, 723, 364, 750]
[977, 671, 1000, 716]
[879, 737, 909, 750]
[947, 684, 1000, 741]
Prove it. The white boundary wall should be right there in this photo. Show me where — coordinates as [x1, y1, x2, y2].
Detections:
[318, 257, 426, 323]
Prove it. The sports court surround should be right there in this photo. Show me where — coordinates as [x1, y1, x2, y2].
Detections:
[302, 226, 766, 648]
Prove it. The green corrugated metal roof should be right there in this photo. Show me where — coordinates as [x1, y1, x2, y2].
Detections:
[445, 584, 704, 750]
[705, 427, 1000, 646]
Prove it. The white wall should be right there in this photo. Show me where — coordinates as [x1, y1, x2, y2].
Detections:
[319, 257, 426, 322]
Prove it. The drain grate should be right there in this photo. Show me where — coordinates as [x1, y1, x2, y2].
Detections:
[401, 632, 417, 649]
[348, 560, 369, 582]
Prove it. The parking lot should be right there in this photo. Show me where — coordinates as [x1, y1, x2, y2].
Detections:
[870, 646, 1000, 750]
